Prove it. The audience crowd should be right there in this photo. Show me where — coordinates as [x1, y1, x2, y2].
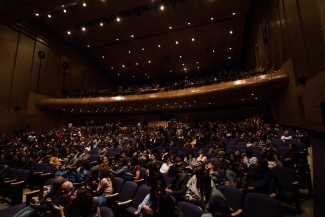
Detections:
[59, 69, 267, 98]
[0, 117, 311, 217]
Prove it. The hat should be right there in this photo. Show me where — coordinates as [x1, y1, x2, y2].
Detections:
[216, 151, 225, 157]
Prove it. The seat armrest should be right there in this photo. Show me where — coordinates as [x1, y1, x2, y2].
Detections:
[11, 181, 25, 186]
[4, 179, 17, 183]
[25, 190, 40, 196]
[40, 173, 52, 176]
[118, 199, 133, 206]
[91, 161, 97, 164]
[231, 209, 243, 217]
[293, 181, 299, 185]
[105, 193, 119, 198]
[73, 181, 84, 186]
[33, 172, 43, 174]
[134, 179, 144, 183]
[134, 211, 139, 216]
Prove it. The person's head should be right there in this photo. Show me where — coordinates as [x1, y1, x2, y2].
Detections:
[296, 130, 300, 135]
[150, 180, 166, 201]
[207, 161, 215, 171]
[198, 149, 204, 156]
[162, 147, 169, 154]
[163, 155, 170, 163]
[284, 131, 289, 136]
[167, 165, 180, 177]
[52, 176, 65, 192]
[234, 150, 241, 157]
[197, 173, 213, 198]
[151, 153, 159, 161]
[102, 156, 108, 163]
[121, 151, 127, 158]
[245, 149, 254, 158]
[83, 149, 88, 155]
[61, 181, 73, 196]
[288, 143, 297, 151]
[69, 151, 75, 158]
[209, 196, 231, 217]
[76, 160, 84, 168]
[119, 157, 129, 166]
[175, 154, 184, 163]
[74, 188, 97, 214]
[230, 162, 243, 173]
[229, 153, 235, 161]
[255, 158, 268, 171]
[217, 151, 225, 160]
[0, 160, 8, 169]
[186, 150, 194, 159]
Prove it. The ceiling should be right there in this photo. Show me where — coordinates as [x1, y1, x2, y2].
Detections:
[1, 0, 255, 81]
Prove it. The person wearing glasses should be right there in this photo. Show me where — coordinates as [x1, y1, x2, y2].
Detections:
[196, 150, 207, 164]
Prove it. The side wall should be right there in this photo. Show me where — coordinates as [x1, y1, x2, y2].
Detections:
[0, 24, 108, 133]
[247, 0, 325, 132]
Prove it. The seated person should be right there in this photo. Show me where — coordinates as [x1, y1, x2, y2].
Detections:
[66, 160, 88, 183]
[212, 151, 227, 170]
[48, 188, 100, 217]
[160, 156, 173, 173]
[127, 157, 142, 181]
[166, 165, 188, 202]
[196, 150, 208, 164]
[281, 130, 292, 140]
[185, 168, 225, 213]
[13, 176, 65, 217]
[54, 151, 78, 178]
[110, 157, 129, 177]
[184, 150, 196, 167]
[94, 169, 115, 206]
[201, 196, 232, 217]
[78, 149, 90, 162]
[90, 156, 109, 173]
[139, 150, 150, 168]
[246, 158, 273, 194]
[157, 194, 185, 217]
[225, 162, 246, 188]
[206, 161, 220, 184]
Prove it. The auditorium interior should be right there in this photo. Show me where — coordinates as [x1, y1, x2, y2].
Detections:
[0, 0, 325, 217]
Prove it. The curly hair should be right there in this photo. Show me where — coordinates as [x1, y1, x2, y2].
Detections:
[99, 169, 116, 193]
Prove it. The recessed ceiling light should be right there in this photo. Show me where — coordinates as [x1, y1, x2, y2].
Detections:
[116, 38, 119, 40]
[192, 38, 195, 41]
[145, 74, 147, 75]
[128, 51, 131, 53]
[196, 62, 198, 64]
[211, 18, 214, 20]
[255, 98, 257, 99]
[197, 66, 200, 68]
[35, 13, 39, 16]
[62, 5, 65, 7]
[83, 3, 86, 7]
[160, 6, 164, 10]
[131, 35, 134, 37]
[229, 57, 231, 59]
[87, 45, 90, 47]
[252, 94, 254, 95]
[122, 65, 125, 67]
[158, 45, 161, 47]
[117, 17, 120, 21]
[209, 103, 211, 104]
[242, 99, 244, 101]
[82, 27, 86, 31]
[136, 63, 138, 65]
[213, 50, 215, 52]
[100, 23, 103, 26]
[176, 41, 178, 44]
[118, 74, 120, 75]
[184, 68, 186, 70]
[180, 56, 182, 58]
[148, 60, 151, 63]
[48, 15, 51, 18]
[142, 48, 144, 50]
[230, 31, 233, 34]
[169, 26, 172, 29]
[229, 47, 232, 50]
[182, 64, 184, 66]
[111, 67, 113, 69]
[133, 76, 135, 77]
[63, 9, 67, 13]
[170, 70, 172, 72]
[63, 109, 65, 110]
[233, 12, 236, 15]
[102, 56, 104, 58]
[188, 23, 191, 25]
[67, 31, 71, 34]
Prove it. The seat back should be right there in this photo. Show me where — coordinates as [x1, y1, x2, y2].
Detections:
[89, 155, 100, 162]
[132, 185, 151, 209]
[114, 177, 124, 193]
[83, 170, 91, 186]
[205, 153, 215, 159]
[21, 170, 31, 182]
[244, 193, 282, 217]
[217, 185, 244, 212]
[177, 201, 203, 217]
[45, 164, 56, 173]
[162, 172, 172, 186]
[217, 169, 225, 181]
[118, 181, 138, 202]
[35, 163, 48, 173]
[99, 207, 114, 217]
[45, 178, 55, 186]
[272, 167, 296, 192]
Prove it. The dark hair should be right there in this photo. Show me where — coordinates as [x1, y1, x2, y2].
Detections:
[162, 154, 170, 163]
[209, 196, 231, 216]
[147, 162, 164, 187]
[167, 165, 179, 177]
[130, 157, 139, 165]
[119, 157, 129, 165]
[76, 160, 84, 167]
[157, 195, 176, 217]
[186, 150, 194, 159]
[152, 153, 159, 160]
[245, 149, 254, 158]
[74, 188, 98, 217]
[149, 180, 166, 214]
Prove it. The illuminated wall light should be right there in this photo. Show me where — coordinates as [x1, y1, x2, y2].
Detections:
[158, 45, 161, 47]
[229, 57, 231, 59]
[160, 6, 164, 10]
[83, 3, 86, 7]
[82, 27, 86, 31]
[48, 15, 51, 18]
[252, 94, 254, 95]
[100, 23, 103, 26]
[128, 51, 131, 53]
[211, 18, 214, 20]
[196, 62, 198, 64]
[192, 38, 195, 41]
[197, 66, 200, 68]
[117, 17, 120, 21]
[63, 9, 67, 13]
[35, 13, 39, 16]
[230, 31, 233, 34]
[62, 5, 65, 7]
[136, 63, 138, 65]
[148, 60, 151, 63]
[131, 35, 134, 37]
[233, 12, 236, 15]
[182, 64, 184, 66]
[180, 56, 182, 58]
[176, 41, 178, 44]
[133, 76, 135, 77]
[111, 67, 113, 69]
[188, 23, 191, 25]
[122, 65, 125, 67]
[118, 74, 120, 75]
[67, 31, 71, 34]
[255, 98, 258, 99]
[170, 70, 172, 72]
[142, 48, 144, 50]
[242, 99, 244, 101]
[102, 56, 105, 58]
[87, 45, 90, 47]
[184, 68, 186, 70]
[169, 26, 172, 29]
[116, 39, 119, 41]
[229, 47, 232, 50]
[213, 50, 215, 52]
